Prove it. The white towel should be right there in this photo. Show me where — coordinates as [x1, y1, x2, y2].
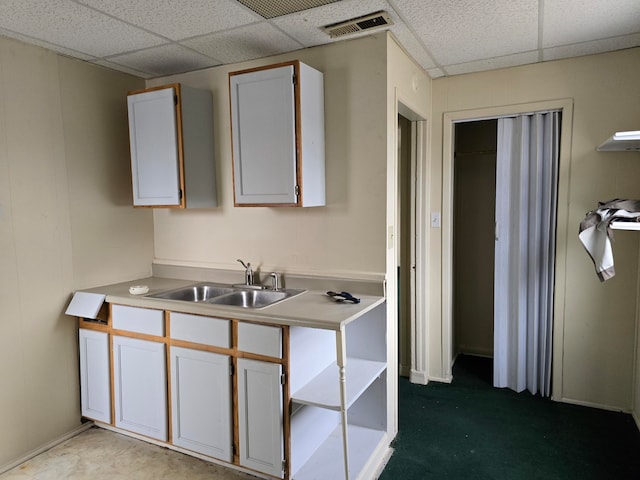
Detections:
[579, 199, 640, 282]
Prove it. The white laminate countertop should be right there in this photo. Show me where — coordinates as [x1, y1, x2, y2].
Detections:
[79, 277, 386, 330]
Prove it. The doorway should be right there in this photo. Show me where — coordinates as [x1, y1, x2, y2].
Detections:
[452, 120, 497, 360]
[442, 100, 572, 401]
[450, 111, 561, 396]
[398, 114, 414, 377]
[396, 108, 427, 384]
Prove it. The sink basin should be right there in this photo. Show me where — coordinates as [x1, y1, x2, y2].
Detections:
[147, 284, 234, 302]
[207, 289, 303, 309]
[147, 283, 304, 309]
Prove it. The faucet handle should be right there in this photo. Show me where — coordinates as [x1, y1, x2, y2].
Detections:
[237, 258, 249, 269]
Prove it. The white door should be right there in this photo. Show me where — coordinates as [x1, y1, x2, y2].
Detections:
[78, 329, 111, 423]
[237, 358, 284, 478]
[113, 336, 167, 440]
[230, 65, 297, 205]
[170, 346, 232, 461]
[127, 86, 181, 206]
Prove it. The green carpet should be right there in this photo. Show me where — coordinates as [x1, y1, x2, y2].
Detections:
[379, 355, 640, 479]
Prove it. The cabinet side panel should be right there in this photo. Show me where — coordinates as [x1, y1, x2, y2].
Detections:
[299, 63, 326, 207]
[290, 405, 340, 476]
[180, 86, 217, 208]
[289, 326, 335, 395]
[346, 303, 386, 362]
[127, 87, 181, 206]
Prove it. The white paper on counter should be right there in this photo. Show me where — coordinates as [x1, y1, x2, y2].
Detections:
[65, 292, 106, 319]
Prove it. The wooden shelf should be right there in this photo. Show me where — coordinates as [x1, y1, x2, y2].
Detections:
[291, 358, 386, 410]
[611, 221, 640, 231]
[292, 424, 385, 480]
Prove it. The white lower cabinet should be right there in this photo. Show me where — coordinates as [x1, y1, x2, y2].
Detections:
[237, 358, 284, 478]
[78, 329, 111, 423]
[170, 346, 232, 461]
[77, 298, 387, 480]
[113, 335, 167, 441]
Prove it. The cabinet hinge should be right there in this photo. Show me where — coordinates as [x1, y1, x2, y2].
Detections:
[174, 95, 178, 105]
[232, 444, 237, 456]
[280, 373, 286, 385]
[178, 189, 183, 200]
[282, 459, 287, 471]
[292, 74, 296, 85]
[229, 364, 234, 376]
[294, 185, 300, 198]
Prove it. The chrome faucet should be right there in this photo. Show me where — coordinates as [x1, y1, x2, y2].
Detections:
[237, 259, 254, 285]
[270, 272, 281, 291]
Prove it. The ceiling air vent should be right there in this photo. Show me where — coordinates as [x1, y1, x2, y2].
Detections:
[322, 11, 393, 39]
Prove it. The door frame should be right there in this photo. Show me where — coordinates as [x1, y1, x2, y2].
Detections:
[441, 99, 573, 401]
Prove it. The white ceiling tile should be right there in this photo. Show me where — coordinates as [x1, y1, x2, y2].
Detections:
[77, 0, 260, 41]
[543, 33, 640, 62]
[543, 0, 640, 48]
[0, 29, 94, 60]
[392, 0, 538, 65]
[182, 23, 303, 64]
[272, 0, 392, 47]
[107, 44, 219, 77]
[0, 0, 165, 57]
[390, 26, 436, 70]
[92, 59, 155, 78]
[426, 67, 445, 78]
[444, 51, 539, 76]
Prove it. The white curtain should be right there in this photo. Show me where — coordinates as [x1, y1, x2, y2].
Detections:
[493, 111, 560, 396]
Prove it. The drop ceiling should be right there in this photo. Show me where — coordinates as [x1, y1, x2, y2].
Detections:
[0, 0, 638, 79]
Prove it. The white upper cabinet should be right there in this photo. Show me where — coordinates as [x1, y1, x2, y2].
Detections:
[127, 84, 216, 208]
[229, 61, 325, 207]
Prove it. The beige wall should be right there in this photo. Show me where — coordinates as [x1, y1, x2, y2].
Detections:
[0, 37, 152, 468]
[430, 48, 640, 410]
[148, 34, 389, 281]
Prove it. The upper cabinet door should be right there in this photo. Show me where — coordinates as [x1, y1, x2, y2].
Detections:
[127, 84, 217, 209]
[230, 61, 325, 207]
[128, 86, 182, 207]
[230, 65, 297, 205]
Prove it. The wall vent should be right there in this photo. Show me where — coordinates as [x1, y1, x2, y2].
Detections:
[322, 11, 393, 38]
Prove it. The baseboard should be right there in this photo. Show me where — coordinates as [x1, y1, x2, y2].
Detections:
[409, 369, 429, 385]
[560, 396, 631, 414]
[429, 375, 453, 384]
[0, 422, 94, 475]
[632, 411, 640, 432]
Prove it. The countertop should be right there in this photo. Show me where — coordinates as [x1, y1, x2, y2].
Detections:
[80, 276, 386, 330]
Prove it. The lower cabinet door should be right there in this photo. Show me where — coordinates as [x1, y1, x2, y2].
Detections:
[78, 329, 111, 423]
[237, 358, 284, 478]
[170, 346, 232, 461]
[113, 336, 167, 441]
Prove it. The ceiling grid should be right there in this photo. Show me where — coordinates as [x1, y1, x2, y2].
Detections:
[0, 0, 636, 78]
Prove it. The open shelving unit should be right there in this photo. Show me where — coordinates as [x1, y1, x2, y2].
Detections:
[288, 302, 387, 480]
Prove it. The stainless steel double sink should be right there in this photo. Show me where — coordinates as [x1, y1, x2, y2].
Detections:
[146, 283, 304, 309]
